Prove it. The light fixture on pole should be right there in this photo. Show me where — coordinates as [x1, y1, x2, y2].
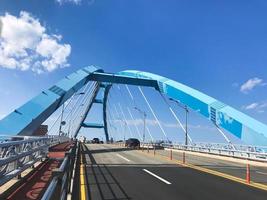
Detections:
[169, 98, 189, 146]
[134, 107, 147, 143]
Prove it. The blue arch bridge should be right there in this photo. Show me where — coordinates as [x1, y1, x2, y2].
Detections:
[0, 66, 267, 200]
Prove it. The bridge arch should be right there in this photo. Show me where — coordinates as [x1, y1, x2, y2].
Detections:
[114, 70, 267, 146]
[0, 66, 266, 146]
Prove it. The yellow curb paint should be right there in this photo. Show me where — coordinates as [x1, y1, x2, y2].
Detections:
[80, 145, 87, 200]
[136, 150, 267, 191]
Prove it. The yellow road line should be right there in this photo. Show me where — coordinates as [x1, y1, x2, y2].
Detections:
[136, 149, 267, 191]
[80, 145, 87, 200]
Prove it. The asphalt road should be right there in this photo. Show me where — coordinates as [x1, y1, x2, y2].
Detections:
[82, 144, 267, 200]
[155, 149, 267, 184]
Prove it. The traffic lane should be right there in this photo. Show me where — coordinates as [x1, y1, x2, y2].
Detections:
[85, 144, 174, 165]
[149, 166, 267, 200]
[83, 145, 267, 200]
[102, 165, 267, 200]
[84, 144, 133, 165]
[83, 144, 181, 200]
[85, 164, 183, 200]
[156, 149, 267, 184]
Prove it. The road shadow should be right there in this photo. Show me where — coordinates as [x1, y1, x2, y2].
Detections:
[84, 147, 134, 154]
[82, 145, 131, 200]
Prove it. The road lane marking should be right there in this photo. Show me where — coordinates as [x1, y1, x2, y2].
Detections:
[143, 169, 171, 185]
[256, 171, 267, 175]
[137, 150, 267, 191]
[116, 154, 131, 162]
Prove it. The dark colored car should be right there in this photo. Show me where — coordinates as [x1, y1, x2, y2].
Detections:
[92, 138, 100, 144]
[125, 138, 140, 148]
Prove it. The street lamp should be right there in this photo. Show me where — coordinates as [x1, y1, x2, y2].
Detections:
[169, 98, 189, 146]
[134, 107, 147, 143]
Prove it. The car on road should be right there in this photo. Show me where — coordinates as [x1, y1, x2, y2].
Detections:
[92, 138, 100, 144]
[125, 138, 140, 148]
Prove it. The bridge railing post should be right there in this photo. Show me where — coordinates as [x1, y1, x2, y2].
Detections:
[246, 163, 251, 184]
[51, 169, 64, 200]
[170, 149, 172, 160]
[182, 152, 185, 164]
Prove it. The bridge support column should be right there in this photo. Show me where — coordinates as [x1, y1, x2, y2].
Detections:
[103, 84, 112, 143]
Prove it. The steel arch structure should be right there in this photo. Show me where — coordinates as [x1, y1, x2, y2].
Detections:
[0, 66, 267, 146]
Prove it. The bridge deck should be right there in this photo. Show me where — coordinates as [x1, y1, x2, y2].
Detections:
[80, 144, 267, 200]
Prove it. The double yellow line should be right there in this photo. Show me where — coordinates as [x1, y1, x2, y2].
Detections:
[80, 145, 87, 200]
[137, 149, 267, 191]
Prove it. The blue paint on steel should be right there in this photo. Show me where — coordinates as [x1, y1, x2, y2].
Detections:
[118, 70, 267, 146]
[81, 122, 104, 128]
[73, 83, 100, 138]
[103, 84, 112, 142]
[0, 65, 266, 146]
[90, 72, 159, 89]
[0, 66, 102, 136]
[94, 99, 104, 104]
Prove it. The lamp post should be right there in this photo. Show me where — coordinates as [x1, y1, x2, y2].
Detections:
[134, 107, 147, 143]
[169, 98, 189, 146]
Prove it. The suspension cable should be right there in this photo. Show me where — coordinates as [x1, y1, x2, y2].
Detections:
[127, 107, 142, 140]
[67, 82, 96, 136]
[118, 102, 133, 137]
[138, 86, 168, 140]
[215, 125, 236, 150]
[159, 93, 193, 143]
[125, 85, 154, 142]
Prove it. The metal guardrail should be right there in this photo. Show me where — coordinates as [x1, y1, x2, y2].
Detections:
[41, 141, 79, 200]
[139, 142, 267, 162]
[0, 136, 64, 186]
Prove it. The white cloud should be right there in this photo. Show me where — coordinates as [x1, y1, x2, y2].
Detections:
[244, 102, 259, 110]
[0, 18, 2, 37]
[242, 101, 267, 113]
[0, 11, 71, 73]
[56, 0, 82, 5]
[240, 77, 266, 93]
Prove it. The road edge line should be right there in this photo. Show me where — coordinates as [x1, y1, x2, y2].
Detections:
[80, 144, 87, 200]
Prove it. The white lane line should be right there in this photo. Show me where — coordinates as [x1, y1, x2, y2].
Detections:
[142, 169, 171, 185]
[256, 171, 267, 175]
[116, 154, 131, 162]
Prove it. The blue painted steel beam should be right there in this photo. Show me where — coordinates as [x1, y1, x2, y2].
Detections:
[81, 122, 104, 128]
[103, 84, 112, 142]
[73, 83, 100, 138]
[0, 66, 102, 136]
[118, 70, 267, 146]
[90, 72, 159, 89]
[94, 99, 104, 104]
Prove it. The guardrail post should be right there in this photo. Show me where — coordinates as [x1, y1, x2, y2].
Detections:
[52, 169, 64, 200]
[147, 146, 149, 153]
[153, 146, 156, 156]
[182, 152, 185, 164]
[246, 163, 250, 184]
[170, 150, 172, 160]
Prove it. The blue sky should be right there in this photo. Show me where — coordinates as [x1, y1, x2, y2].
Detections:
[0, 0, 267, 143]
